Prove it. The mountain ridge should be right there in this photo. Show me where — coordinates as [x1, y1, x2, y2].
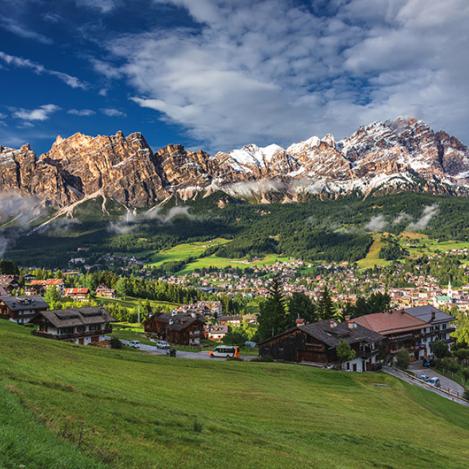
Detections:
[1, 117, 468, 208]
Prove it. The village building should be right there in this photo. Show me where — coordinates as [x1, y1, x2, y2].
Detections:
[404, 305, 455, 355]
[352, 310, 428, 361]
[95, 285, 116, 299]
[144, 312, 205, 345]
[30, 307, 115, 345]
[64, 287, 90, 301]
[0, 275, 19, 293]
[26, 279, 65, 296]
[259, 319, 385, 372]
[205, 324, 228, 342]
[218, 315, 242, 326]
[0, 296, 48, 324]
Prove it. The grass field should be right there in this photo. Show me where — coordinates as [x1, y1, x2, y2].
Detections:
[95, 296, 179, 312]
[146, 238, 231, 267]
[357, 234, 391, 269]
[179, 253, 291, 274]
[1, 321, 469, 468]
[401, 236, 469, 257]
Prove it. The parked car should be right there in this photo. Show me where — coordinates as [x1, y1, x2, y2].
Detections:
[129, 340, 141, 349]
[166, 347, 177, 357]
[418, 374, 430, 382]
[156, 340, 171, 350]
[208, 345, 240, 359]
[427, 377, 441, 387]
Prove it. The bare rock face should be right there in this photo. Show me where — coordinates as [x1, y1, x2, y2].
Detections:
[1, 118, 468, 208]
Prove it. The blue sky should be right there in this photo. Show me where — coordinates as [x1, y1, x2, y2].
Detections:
[1, 0, 468, 154]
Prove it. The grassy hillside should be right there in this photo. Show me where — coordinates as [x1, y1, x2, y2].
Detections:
[356, 233, 391, 269]
[1, 321, 469, 468]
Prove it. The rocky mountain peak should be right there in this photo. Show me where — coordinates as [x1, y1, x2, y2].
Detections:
[1, 118, 468, 208]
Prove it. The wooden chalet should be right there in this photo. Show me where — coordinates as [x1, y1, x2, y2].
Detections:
[259, 319, 384, 372]
[0, 296, 48, 324]
[144, 312, 205, 345]
[95, 285, 116, 299]
[30, 307, 115, 345]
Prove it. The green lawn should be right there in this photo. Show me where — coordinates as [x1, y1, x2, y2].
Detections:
[357, 234, 390, 269]
[403, 238, 469, 257]
[1, 321, 469, 468]
[146, 238, 231, 267]
[179, 253, 291, 274]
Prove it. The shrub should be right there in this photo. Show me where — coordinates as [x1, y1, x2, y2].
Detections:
[464, 389, 469, 401]
[110, 338, 123, 349]
[395, 349, 410, 370]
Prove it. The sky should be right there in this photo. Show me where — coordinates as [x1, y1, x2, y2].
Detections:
[0, 0, 468, 154]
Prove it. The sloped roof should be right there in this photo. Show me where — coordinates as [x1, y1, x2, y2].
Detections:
[29, 279, 64, 286]
[404, 305, 454, 324]
[32, 307, 115, 328]
[352, 310, 427, 335]
[0, 296, 48, 312]
[299, 320, 384, 348]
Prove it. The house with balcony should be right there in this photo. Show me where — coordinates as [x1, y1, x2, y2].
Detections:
[352, 310, 427, 361]
[259, 319, 385, 372]
[404, 305, 455, 356]
[0, 296, 48, 324]
[30, 307, 115, 345]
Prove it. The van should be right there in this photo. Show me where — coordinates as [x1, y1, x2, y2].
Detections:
[208, 345, 240, 359]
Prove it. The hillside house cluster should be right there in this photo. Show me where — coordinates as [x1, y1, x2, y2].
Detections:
[260, 305, 454, 371]
[0, 296, 48, 324]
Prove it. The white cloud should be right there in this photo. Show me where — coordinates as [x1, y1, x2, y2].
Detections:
[68, 108, 96, 116]
[365, 215, 387, 232]
[75, 0, 120, 13]
[0, 17, 52, 44]
[0, 51, 86, 89]
[12, 104, 60, 122]
[101, 108, 126, 117]
[407, 204, 439, 231]
[94, 0, 469, 149]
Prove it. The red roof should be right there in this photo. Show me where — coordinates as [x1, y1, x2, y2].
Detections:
[64, 288, 89, 295]
[352, 310, 427, 335]
[30, 279, 64, 286]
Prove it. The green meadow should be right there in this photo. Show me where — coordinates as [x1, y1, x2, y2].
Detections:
[1, 321, 469, 468]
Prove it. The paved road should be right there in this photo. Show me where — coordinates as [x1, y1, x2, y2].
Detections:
[120, 340, 255, 361]
[383, 366, 469, 407]
[409, 363, 465, 397]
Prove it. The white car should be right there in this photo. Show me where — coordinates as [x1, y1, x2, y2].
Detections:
[156, 340, 171, 350]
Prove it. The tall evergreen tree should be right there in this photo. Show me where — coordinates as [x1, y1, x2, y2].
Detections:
[317, 287, 335, 320]
[257, 276, 287, 341]
[286, 292, 318, 327]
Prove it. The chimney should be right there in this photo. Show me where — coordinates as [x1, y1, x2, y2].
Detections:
[344, 315, 351, 322]
[296, 318, 305, 327]
[329, 320, 337, 329]
[431, 309, 436, 322]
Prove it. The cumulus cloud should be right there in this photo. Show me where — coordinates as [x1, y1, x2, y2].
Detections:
[407, 204, 439, 231]
[0, 51, 86, 89]
[101, 108, 126, 117]
[12, 104, 60, 122]
[93, 0, 469, 149]
[68, 109, 96, 116]
[365, 215, 387, 232]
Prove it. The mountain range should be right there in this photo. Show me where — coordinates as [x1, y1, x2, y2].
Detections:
[1, 117, 468, 209]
